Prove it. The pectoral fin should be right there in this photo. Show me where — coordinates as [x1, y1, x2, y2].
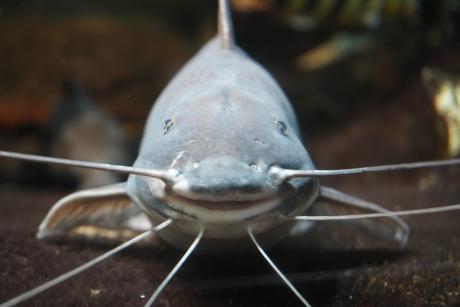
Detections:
[37, 182, 153, 243]
[312, 186, 410, 246]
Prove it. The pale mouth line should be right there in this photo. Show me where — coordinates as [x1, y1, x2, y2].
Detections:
[160, 191, 286, 223]
[166, 193, 280, 211]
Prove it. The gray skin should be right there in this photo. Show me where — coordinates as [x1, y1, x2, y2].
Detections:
[127, 38, 319, 250]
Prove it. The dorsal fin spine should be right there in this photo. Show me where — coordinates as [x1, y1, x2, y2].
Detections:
[218, 0, 235, 49]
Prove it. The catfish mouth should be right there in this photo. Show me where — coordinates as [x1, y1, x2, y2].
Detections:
[166, 191, 281, 211]
[165, 178, 291, 211]
[160, 184, 296, 224]
[163, 191, 284, 224]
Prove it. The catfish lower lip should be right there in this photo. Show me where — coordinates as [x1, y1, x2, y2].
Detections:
[162, 191, 284, 224]
[166, 193, 277, 211]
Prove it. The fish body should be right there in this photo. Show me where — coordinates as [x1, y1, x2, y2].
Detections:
[29, 0, 406, 253]
[127, 38, 318, 249]
[45, 81, 128, 189]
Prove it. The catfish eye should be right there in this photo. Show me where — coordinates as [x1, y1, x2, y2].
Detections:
[276, 120, 288, 136]
[163, 118, 174, 134]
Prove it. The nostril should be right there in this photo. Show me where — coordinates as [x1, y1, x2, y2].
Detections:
[163, 118, 175, 134]
[250, 163, 258, 171]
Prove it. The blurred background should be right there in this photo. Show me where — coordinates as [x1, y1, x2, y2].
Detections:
[1, 1, 460, 306]
[1, 0, 460, 188]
